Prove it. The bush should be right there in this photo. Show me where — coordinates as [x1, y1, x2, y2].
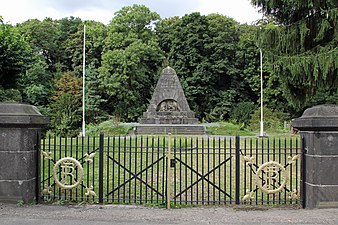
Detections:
[248, 107, 289, 132]
[230, 102, 257, 126]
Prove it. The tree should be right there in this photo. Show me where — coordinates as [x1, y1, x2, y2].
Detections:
[157, 13, 258, 121]
[0, 19, 31, 89]
[251, 0, 338, 110]
[18, 18, 60, 72]
[83, 65, 107, 124]
[99, 5, 165, 121]
[19, 56, 53, 106]
[18, 17, 83, 73]
[64, 20, 107, 76]
[49, 71, 82, 136]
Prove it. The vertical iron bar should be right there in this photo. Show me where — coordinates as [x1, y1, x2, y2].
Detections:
[106, 136, 110, 203]
[166, 134, 172, 209]
[218, 137, 221, 203]
[99, 133, 104, 204]
[162, 136, 165, 204]
[290, 137, 293, 203]
[224, 137, 227, 203]
[229, 137, 232, 204]
[284, 137, 287, 203]
[295, 137, 299, 205]
[75, 136, 79, 199]
[267, 137, 270, 204]
[249, 138, 253, 205]
[112, 136, 116, 202]
[185, 137, 188, 204]
[201, 137, 204, 204]
[235, 136, 240, 205]
[278, 137, 281, 203]
[70, 137, 73, 199]
[151, 136, 154, 203]
[117, 136, 121, 201]
[92, 136, 96, 202]
[140, 136, 143, 204]
[261, 137, 264, 205]
[145, 136, 149, 204]
[123, 136, 126, 203]
[129, 135, 132, 203]
[273, 138, 276, 204]
[255, 138, 258, 204]
[134, 136, 138, 203]
[156, 136, 160, 204]
[243, 138, 247, 204]
[190, 137, 194, 203]
[196, 136, 199, 204]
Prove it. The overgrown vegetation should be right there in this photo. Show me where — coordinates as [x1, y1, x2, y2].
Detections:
[1, 2, 336, 136]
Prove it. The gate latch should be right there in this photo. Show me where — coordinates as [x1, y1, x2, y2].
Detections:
[170, 159, 176, 168]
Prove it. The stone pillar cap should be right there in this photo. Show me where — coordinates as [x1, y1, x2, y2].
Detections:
[0, 103, 49, 126]
[292, 104, 338, 131]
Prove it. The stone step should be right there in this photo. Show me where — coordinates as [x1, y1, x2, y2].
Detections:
[135, 124, 206, 135]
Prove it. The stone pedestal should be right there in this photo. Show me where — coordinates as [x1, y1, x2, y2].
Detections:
[0, 103, 48, 203]
[292, 104, 338, 208]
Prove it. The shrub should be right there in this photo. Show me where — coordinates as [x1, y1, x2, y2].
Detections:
[230, 101, 257, 126]
[248, 107, 289, 132]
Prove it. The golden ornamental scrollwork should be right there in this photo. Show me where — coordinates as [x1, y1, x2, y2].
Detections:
[242, 154, 300, 201]
[41, 151, 97, 198]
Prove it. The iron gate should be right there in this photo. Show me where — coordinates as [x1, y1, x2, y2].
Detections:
[40, 134, 302, 207]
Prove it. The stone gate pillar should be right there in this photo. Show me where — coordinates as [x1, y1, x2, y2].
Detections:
[0, 103, 48, 203]
[292, 104, 338, 208]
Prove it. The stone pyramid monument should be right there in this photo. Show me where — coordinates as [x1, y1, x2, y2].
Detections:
[136, 67, 205, 135]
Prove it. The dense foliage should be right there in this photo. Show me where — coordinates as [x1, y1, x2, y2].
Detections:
[251, 0, 338, 110]
[1, 3, 336, 136]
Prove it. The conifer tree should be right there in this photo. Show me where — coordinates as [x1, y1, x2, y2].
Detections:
[251, 0, 337, 108]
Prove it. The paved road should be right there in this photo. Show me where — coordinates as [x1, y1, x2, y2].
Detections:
[1, 203, 338, 225]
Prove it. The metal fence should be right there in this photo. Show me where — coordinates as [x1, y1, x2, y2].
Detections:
[40, 134, 302, 207]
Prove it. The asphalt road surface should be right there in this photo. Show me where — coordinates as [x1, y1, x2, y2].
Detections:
[1, 203, 338, 225]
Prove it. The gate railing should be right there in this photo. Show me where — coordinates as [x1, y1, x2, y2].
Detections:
[40, 134, 301, 207]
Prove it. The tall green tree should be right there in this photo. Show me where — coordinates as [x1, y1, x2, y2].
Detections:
[0, 18, 31, 90]
[99, 5, 165, 121]
[64, 20, 107, 76]
[251, 0, 338, 110]
[19, 56, 53, 106]
[49, 71, 82, 136]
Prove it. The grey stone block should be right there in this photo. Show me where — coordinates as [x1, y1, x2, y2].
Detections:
[305, 155, 338, 185]
[305, 183, 338, 209]
[0, 151, 37, 180]
[0, 179, 36, 203]
[0, 128, 38, 152]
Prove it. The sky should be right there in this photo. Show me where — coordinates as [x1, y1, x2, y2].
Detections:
[0, 0, 263, 25]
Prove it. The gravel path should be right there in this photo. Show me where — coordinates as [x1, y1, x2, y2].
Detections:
[1, 203, 338, 225]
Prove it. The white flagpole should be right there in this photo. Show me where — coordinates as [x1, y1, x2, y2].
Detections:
[259, 48, 264, 137]
[82, 24, 86, 137]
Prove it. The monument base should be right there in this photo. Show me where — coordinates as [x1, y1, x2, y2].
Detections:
[135, 124, 206, 135]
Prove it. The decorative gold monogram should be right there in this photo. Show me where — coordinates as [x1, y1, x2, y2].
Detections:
[53, 157, 84, 189]
[242, 154, 300, 201]
[41, 151, 96, 197]
[256, 161, 288, 194]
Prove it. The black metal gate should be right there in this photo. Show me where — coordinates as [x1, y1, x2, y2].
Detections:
[40, 134, 302, 207]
